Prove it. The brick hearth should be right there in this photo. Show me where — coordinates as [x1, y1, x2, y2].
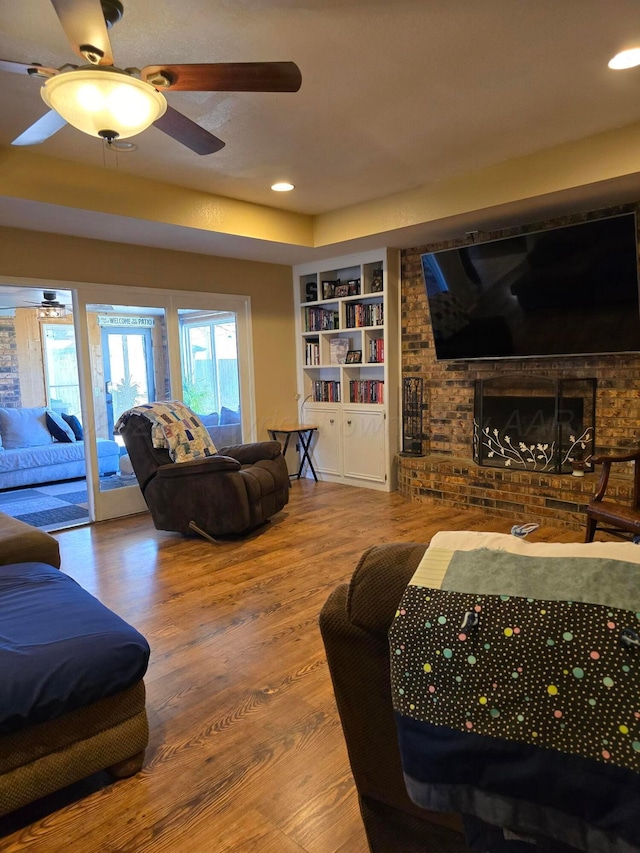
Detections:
[398, 203, 640, 532]
[398, 455, 636, 532]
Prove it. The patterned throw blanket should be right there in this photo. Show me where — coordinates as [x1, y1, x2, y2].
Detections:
[114, 401, 217, 462]
[389, 532, 640, 853]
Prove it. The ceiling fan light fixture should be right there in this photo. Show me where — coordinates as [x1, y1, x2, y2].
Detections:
[37, 305, 68, 319]
[41, 67, 167, 140]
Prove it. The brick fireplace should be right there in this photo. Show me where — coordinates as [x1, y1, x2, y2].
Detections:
[398, 203, 640, 531]
[473, 375, 596, 474]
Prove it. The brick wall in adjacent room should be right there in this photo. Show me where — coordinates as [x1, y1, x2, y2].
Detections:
[0, 315, 20, 407]
[399, 202, 640, 531]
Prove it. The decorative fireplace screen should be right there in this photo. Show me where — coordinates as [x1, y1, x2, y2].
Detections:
[473, 375, 596, 473]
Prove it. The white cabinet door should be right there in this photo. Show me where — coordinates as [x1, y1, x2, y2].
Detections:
[342, 408, 386, 483]
[302, 406, 341, 476]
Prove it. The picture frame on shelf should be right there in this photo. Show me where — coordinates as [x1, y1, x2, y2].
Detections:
[322, 281, 336, 299]
[330, 337, 350, 365]
[371, 270, 384, 292]
[348, 279, 361, 296]
[322, 280, 338, 300]
[346, 349, 362, 364]
[335, 283, 350, 298]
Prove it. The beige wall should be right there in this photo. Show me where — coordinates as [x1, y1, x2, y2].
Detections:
[0, 226, 298, 437]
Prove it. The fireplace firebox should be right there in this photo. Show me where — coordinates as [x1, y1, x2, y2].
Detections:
[473, 375, 596, 473]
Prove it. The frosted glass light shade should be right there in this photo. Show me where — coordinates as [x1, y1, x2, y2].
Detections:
[41, 68, 167, 140]
[608, 48, 640, 69]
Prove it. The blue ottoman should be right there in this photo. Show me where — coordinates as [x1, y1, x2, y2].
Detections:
[0, 562, 150, 816]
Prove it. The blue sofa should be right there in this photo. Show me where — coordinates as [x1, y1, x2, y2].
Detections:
[200, 406, 242, 448]
[0, 406, 119, 490]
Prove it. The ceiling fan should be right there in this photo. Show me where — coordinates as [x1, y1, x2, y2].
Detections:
[1, 0, 302, 155]
[29, 290, 67, 308]
[0, 290, 69, 315]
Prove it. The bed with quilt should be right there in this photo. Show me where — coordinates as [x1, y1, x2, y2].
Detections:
[389, 531, 640, 853]
[0, 561, 150, 817]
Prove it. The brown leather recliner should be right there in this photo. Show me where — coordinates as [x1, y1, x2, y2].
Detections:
[319, 542, 469, 853]
[118, 413, 290, 538]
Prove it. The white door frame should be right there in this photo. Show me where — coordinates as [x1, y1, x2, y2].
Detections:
[0, 276, 255, 524]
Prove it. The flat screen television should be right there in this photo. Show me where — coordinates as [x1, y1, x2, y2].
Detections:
[421, 212, 640, 360]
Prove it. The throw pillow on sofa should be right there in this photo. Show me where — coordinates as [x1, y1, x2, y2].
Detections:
[61, 412, 84, 441]
[0, 407, 52, 449]
[199, 412, 219, 428]
[220, 406, 240, 425]
[46, 410, 76, 443]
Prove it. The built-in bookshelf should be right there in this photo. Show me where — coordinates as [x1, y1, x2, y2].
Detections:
[293, 248, 399, 491]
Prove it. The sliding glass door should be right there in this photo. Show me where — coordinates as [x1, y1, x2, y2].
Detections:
[0, 278, 254, 527]
[175, 293, 254, 449]
[77, 288, 253, 523]
[79, 297, 170, 521]
[101, 324, 157, 437]
[179, 309, 241, 433]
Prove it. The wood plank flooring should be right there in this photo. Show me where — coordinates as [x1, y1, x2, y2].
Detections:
[0, 481, 580, 853]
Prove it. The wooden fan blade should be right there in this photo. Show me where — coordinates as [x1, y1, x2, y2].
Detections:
[0, 59, 59, 77]
[153, 106, 225, 155]
[142, 62, 302, 93]
[50, 0, 115, 65]
[12, 110, 68, 146]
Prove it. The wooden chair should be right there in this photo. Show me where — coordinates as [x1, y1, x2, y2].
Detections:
[585, 448, 640, 542]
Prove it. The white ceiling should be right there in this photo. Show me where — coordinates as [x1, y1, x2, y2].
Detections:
[2, 0, 640, 264]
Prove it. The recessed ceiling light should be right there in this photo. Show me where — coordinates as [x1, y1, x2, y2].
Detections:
[271, 182, 294, 192]
[608, 48, 640, 70]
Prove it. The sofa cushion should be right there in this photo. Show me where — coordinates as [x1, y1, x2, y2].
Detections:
[0, 562, 150, 734]
[46, 410, 76, 443]
[348, 542, 428, 636]
[61, 413, 84, 441]
[0, 512, 60, 568]
[0, 439, 119, 476]
[200, 412, 219, 428]
[0, 407, 52, 449]
[220, 406, 240, 425]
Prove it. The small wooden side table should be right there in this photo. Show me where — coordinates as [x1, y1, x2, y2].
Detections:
[266, 423, 318, 482]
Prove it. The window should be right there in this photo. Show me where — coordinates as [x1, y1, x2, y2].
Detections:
[179, 310, 240, 416]
[42, 323, 81, 416]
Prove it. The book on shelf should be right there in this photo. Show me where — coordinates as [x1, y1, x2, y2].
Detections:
[349, 379, 384, 404]
[305, 341, 320, 365]
[344, 302, 384, 329]
[313, 380, 341, 403]
[305, 306, 339, 332]
[368, 339, 384, 363]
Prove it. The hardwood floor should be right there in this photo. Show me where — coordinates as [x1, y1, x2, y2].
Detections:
[0, 481, 580, 853]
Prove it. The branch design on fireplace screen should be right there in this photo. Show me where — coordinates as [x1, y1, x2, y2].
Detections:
[473, 375, 596, 474]
[473, 422, 592, 471]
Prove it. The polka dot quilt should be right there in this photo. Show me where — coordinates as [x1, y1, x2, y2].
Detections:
[389, 531, 640, 852]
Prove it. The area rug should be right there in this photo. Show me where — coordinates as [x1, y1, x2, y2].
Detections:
[0, 476, 137, 531]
